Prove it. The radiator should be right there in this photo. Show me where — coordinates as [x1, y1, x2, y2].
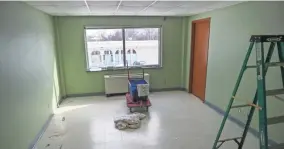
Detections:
[104, 73, 150, 95]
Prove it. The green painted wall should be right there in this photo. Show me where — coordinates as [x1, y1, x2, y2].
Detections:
[184, 2, 284, 142]
[0, 2, 59, 149]
[55, 16, 184, 95]
[181, 17, 189, 88]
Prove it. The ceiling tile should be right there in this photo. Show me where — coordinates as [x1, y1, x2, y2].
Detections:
[146, 7, 173, 13]
[178, 1, 214, 8]
[38, 5, 88, 13]
[88, 12, 114, 16]
[25, 1, 243, 16]
[121, 1, 153, 7]
[26, 1, 85, 6]
[178, 1, 238, 8]
[89, 5, 117, 12]
[137, 12, 164, 16]
[152, 1, 191, 7]
[86, 1, 119, 6]
[118, 6, 145, 12]
[117, 6, 144, 13]
[164, 8, 197, 15]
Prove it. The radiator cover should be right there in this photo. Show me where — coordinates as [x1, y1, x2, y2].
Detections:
[104, 73, 150, 95]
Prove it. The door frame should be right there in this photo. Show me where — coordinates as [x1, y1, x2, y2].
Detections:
[189, 17, 211, 102]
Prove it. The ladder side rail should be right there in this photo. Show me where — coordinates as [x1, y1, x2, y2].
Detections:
[212, 42, 255, 149]
[256, 42, 269, 149]
[238, 42, 276, 149]
[276, 42, 284, 87]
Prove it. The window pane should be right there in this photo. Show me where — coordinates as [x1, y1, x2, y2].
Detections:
[85, 29, 123, 71]
[124, 28, 160, 67]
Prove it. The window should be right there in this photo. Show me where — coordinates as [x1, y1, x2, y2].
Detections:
[85, 27, 161, 71]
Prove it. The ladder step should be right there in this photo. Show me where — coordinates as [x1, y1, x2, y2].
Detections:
[267, 62, 284, 67]
[246, 65, 257, 68]
[246, 62, 284, 69]
[269, 143, 284, 149]
[231, 104, 251, 109]
[266, 89, 284, 96]
[267, 116, 284, 125]
[218, 137, 242, 142]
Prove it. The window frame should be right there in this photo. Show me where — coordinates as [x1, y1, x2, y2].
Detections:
[84, 26, 163, 72]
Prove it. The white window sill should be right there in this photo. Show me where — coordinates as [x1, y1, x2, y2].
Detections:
[86, 66, 162, 72]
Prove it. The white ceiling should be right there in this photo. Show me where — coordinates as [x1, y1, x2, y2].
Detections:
[25, 1, 243, 16]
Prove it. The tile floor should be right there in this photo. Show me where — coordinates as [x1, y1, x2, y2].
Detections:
[35, 91, 260, 149]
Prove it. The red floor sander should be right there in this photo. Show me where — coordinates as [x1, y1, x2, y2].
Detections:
[126, 64, 151, 113]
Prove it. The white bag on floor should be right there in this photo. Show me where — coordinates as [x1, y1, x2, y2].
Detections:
[115, 121, 128, 130]
[114, 115, 140, 125]
[114, 112, 146, 130]
[131, 112, 146, 120]
[128, 122, 141, 129]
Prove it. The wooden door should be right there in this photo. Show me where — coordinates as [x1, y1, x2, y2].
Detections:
[190, 18, 210, 101]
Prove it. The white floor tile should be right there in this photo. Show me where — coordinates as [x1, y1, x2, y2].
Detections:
[36, 91, 259, 149]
